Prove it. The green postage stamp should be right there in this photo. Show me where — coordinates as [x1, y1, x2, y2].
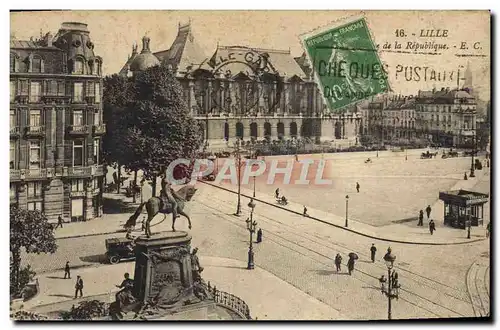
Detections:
[301, 15, 389, 112]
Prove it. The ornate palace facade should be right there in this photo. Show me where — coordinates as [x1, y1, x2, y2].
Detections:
[10, 22, 105, 222]
[119, 23, 361, 150]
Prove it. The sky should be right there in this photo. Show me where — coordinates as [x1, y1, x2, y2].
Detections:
[10, 10, 490, 101]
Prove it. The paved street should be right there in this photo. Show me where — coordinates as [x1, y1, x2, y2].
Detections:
[23, 182, 490, 319]
[21, 151, 491, 320]
[26, 256, 339, 320]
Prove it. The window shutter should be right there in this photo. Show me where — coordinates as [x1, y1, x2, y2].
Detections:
[40, 59, 45, 73]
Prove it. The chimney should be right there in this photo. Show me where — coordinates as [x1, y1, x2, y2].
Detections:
[132, 43, 138, 55]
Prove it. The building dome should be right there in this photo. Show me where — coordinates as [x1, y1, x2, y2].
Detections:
[130, 36, 160, 72]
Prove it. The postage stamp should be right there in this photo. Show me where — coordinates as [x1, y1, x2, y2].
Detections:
[301, 15, 390, 112]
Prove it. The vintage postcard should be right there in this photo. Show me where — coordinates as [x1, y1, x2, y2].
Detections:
[9, 10, 491, 321]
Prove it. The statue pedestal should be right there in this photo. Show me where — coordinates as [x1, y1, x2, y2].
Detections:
[133, 231, 194, 304]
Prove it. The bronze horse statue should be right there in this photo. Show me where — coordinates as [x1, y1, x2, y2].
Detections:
[123, 185, 198, 237]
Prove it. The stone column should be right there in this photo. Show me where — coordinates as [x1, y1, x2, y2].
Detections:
[283, 83, 290, 115]
[207, 80, 212, 114]
[312, 85, 317, 115]
[257, 82, 265, 113]
[300, 84, 307, 115]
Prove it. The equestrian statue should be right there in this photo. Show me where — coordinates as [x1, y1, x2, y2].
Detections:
[124, 175, 198, 237]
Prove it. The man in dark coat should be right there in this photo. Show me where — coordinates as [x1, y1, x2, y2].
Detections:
[370, 244, 377, 263]
[256, 228, 263, 243]
[334, 253, 342, 272]
[418, 210, 424, 226]
[426, 205, 432, 219]
[64, 261, 71, 279]
[303, 206, 308, 217]
[74, 275, 83, 299]
[429, 220, 436, 235]
[55, 215, 64, 229]
[275, 188, 280, 199]
[356, 182, 360, 193]
[347, 256, 356, 275]
[464, 172, 468, 180]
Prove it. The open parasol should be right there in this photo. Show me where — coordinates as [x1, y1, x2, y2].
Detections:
[348, 252, 359, 260]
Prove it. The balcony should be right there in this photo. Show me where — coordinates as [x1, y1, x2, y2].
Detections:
[26, 168, 48, 180]
[63, 166, 92, 178]
[92, 164, 104, 176]
[10, 126, 20, 138]
[85, 96, 96, 104]
[93, 124, 106, 135]
[68, 125, 90, 136]
[42, 95, 70, 105]
[25, 125, 45, 138]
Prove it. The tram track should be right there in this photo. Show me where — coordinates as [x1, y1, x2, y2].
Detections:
[194, 193, 471, 318]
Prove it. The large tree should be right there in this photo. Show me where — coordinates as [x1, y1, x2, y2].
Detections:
[102, 74, 136, 191]
[119, 65, 202, 195]
[10, 207, 57, 297]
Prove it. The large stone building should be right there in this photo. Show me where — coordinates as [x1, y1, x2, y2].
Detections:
[10, 22, 105, 222]
[119, 23, 361, 150]
[358, 87, 477, 147]
[358, 94, 417, 145]
[415, 87, 476, 147]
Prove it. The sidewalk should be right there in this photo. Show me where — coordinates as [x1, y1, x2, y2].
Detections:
[24, 256, 341, 320]
[202, 168, 489, 245]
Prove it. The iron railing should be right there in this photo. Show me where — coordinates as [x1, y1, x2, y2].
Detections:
[207, 282, 251, 320]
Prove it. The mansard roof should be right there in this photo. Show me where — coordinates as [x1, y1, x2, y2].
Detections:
[154, 23, 207, 75]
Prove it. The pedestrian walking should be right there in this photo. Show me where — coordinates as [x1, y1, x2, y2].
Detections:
[275, 188, 280, 199]
[426, 205, 432, 219]
[486, 222, 490, 238]
[347, 257, 355, 275]
[334, 253, 342, 272]
[55, 214, 64, 229]
[429, 220, 436, 235]
[64, 261, 71, 279]
[464, 172, 468, 180]
[379, 275, 387, 293]
[74, 275, 83, 299]
[370, 244, 377, 263]
[356, 182, 360, 193]
[256, 228, 263, 243]
[303, 206, 308, 217]
[418, 210, 424, 226]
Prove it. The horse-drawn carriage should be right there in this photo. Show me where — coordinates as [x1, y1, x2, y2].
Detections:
[421, 151, 437, 159]
[442, 150, 459, 159]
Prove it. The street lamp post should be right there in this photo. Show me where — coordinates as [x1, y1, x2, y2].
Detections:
[380, 248, 401, 320]
[234, 140, 242, 216]
[345, 195, 349, 227]
[246, 199, 257, 270]
[405, 147, 408, 161]
[470, 130, 476, 178]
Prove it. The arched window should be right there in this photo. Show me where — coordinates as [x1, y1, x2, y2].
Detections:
[236, 122, 244, 139]
[250, 122, 258, 139]
[10, 53, 18, 72]
[290, 122, 298, 137]
[95, 59, 102, 76]
[264, 122, 272, 138]
[88, 60, 94, 75]
[224, 122, 229, 141]
[277, 122, 285, 139]
[74, 58, 84, 75]
[334, 121, 342, 139]
[31, 55, 43, 73]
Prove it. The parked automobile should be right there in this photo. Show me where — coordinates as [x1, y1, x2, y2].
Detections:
[105, 237, 136, 264]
